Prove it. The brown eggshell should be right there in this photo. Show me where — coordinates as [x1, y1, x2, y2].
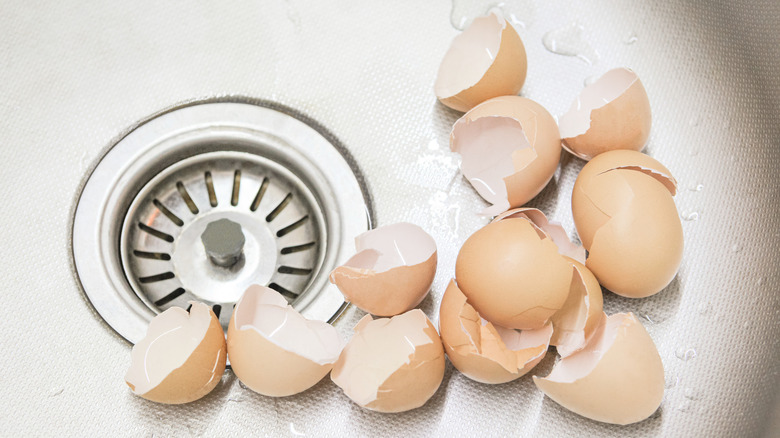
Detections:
[435, 12, 527, 112]
[329, 223, 437, 316]
[491, 207, 585, 264]
[455, 218, 573, 330]
[439, 280, 552, 384]
[559, 68, 652, 160]
[330, 309, 445, 413]
[227, 285, 343, 397]
[549, 258, 604, 357]
[451, 96, 562, 215]
[125, 302, 227, 404]
[533, 312, 665, 425]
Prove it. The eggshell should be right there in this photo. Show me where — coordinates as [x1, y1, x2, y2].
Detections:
[434, 12, 527, 112]
[227, 285, 342, 397]
[125, 302, 226, 404]
[455, 217, 573, 330]
[439, 280, 552, 384]
[491, 207, 585, 264]
[330, 309, 445, 413]
[533, 312, 664, 425]
[329, 223, 437, 316]
[451, 96, 562, 215]
[559, 68, 652, 160]
[549, 258, 604, 357]
[572, 150, 683, 298]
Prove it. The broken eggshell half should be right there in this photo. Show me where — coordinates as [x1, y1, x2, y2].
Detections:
[572, 150, 683, 298]
[559, 67, 652, 161]
[329, 223, 437, 317]
[549, 258, 604, 357]
[439, 280, 552, 384]
[455, 217, 573, 330]
[533, 312, 664, 425]
[434, 12, 527, 112]
[451, 96, 562, 216]
[227, 285, 343, 397]
[125, 302, 227, 404]
[330, 309, 445, 413]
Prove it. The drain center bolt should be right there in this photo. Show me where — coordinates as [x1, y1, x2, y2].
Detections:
[201, 218, 246, 267]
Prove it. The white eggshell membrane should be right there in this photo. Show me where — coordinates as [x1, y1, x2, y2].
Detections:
[492, 208, 585, 264]
[452, 116, 532, 215]
[233, 285, 342, 365]
[341, 223, 436, 273]
[125, 302, 223, 398]
[534, 312, 665, 425]
[331, 309, 445, 412]
[559, 67, 639, 139]
[434, 13, 505, 101]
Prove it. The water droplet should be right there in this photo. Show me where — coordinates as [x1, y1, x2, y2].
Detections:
[623, 32, 638, 45]
[684, 388, 699, 400]
[584, 74, 599, 86]
[542, 22, 600, 65]
[449, 0, 536, 31]
[80, 150, 92, 172]
[689, 184, 704, 192]
[50, 388, 64, 397]
[696, 302, 710, 315]
[665, 374, 680, 388]
[682, 211, 699, 221]
[638, 312, 655, 325]
[238, 381, 249, 390]
[677, 400, 691, 412]
[689, 116, 701, 127]
[732, 244, 743, 253]
[675, 347, 697, 361]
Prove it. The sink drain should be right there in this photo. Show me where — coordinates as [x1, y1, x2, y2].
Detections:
[72, 101, 371, 344]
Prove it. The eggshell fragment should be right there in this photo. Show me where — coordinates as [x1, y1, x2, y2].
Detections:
[331, 309, 445, 413]
[227, 285, 343, 397]
[455, 217, 573, 330]
[434, 12, 527, 112]
[125, 302, 226, 404]
[451, 96, 562, 215]
[492, 207, 585, 264]
[549, 258, 604, 357]
[329, 223, 437, 317]
[572, 150, 683, 298]
[533, 312, 664, 425]
[439, 280, 552, 384]
[559, 68, 652, 160]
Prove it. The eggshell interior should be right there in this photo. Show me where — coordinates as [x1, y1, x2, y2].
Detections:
[435, 13, 527, 112]
[125, 302, 226, 404]
[227, 285, 342, 396]
[559, 68, 652, 160]
[533, 312, 664, 425]
[439, 280, 552, 384]
[451, 96, 561, 215]
[455, 217, 573, 330]
[329, 223, 437, 316]
[330, 309, 445, 413]
[549, 259, 604, 357]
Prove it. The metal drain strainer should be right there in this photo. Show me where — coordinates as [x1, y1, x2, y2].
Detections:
[72, 101, 371, 344]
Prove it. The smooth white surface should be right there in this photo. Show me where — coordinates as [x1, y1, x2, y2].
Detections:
[0, 0, 778, 436]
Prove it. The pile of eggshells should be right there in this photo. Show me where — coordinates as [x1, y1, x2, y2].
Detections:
[124, 11, 684, 426]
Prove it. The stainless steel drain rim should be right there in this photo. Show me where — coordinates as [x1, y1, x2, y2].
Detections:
[72, 102, 371, 344]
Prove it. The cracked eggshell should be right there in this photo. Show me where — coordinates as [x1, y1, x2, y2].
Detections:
[330, 309, 445, 413]
[549, 258, 604, 357]
[439, 280, 552, 384]
[533, 312, 664, 425]
[227, 285, 343, 397]
[455, 217, 573, 330]
[491, 207, 585, 264]
[434, 12, 527, 112]
[559, 68, 652, 160]
[572, 150, 683, 298]
[125, 302, 226, 404]
[451, 96, 562, 216]
[329, 223, 437, 317]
